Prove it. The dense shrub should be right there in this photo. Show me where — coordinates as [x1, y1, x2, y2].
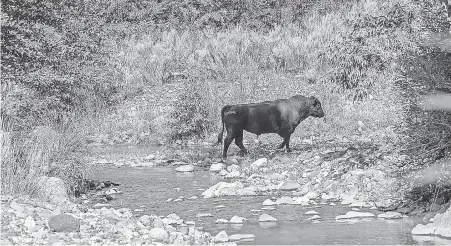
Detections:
[169, 80, 213, 140]
[1, 0, 123, 195]
[397, 50, 451, 166]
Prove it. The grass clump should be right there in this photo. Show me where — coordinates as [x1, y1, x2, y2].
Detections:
[169, 79, 213, 141]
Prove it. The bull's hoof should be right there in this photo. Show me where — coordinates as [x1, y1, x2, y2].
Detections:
[286, 148, 292, 153]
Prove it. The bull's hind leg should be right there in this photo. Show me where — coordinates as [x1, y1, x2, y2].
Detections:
[277, 140, 286, 149]
[222, 130, 235, 158]
[234, 130, 248, 155]
[284, 134, 292, 152]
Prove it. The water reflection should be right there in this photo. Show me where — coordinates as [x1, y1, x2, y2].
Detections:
[91, 165, 451, 245]
[259, 221, 277, 229]
[412, 235, 451, 245]
[230, 224, 243, 230]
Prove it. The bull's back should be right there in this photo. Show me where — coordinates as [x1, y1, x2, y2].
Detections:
[224, 101, 283, 134]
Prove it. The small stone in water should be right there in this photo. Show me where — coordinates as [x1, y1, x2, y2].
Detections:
[259, 214, 277, 222]
[262, 199, 277, 206]
[196, 213, 213, 218]
[307, 215, 322, 221]
[305, 210, 320, 215]
[215, 219, 229, 224]
[229, 215, 246, 224]
[229, 234, 255, 242]
[216, 205, 226, 209]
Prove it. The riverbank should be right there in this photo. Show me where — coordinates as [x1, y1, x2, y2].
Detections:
[0, 195, 216, 245]
[3, 140, 449, 245]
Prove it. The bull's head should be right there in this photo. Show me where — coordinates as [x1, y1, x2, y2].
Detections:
[309, 96, 325, 118]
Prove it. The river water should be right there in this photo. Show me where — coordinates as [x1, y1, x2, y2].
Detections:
[90, 163, 451, 245]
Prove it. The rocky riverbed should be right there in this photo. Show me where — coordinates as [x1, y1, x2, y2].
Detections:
[1, 195, 218, 245]
[2, 140, 450, 245]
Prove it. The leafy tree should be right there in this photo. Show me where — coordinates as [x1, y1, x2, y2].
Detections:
[1, 0, 121, 131]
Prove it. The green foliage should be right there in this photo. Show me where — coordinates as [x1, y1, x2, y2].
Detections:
[319, 0, 438, 100]
[397, 50, 451, 166]
[169, 80, 213, 140]
[1, 0, 123, 131]
[1, 0, 123, 196]
[1, 118, 89, 196]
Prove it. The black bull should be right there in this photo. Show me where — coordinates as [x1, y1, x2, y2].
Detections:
[217, 95, 325, 158]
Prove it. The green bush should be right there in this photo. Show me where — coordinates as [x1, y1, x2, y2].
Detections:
[1, 0, 122, 196]
[397, 50, 451, 166]
[169, 80, 213, 141]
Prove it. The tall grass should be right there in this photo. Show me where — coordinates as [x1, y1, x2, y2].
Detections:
[1, 110, 92, 197]
[110, 0, 444, 144]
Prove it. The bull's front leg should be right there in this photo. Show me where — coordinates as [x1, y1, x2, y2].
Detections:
[277, 124, 293, 151]
[284, 134, 292, 152]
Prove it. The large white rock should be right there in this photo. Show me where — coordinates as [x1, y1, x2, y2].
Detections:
[411, 224, 435, 235]
[149, 227, 169, 241]
[307, 215, 322, 221]
[434, 209, 451, 238]
[378, 212, 403, 220]
[201, 182, 244, 198]
[259, 214, 277, 222]
[335, 211, 376, 220]
[279, 181, 301, 191]
[24, 216, 36, 231]
[225, 171, 241, 179]
[218, 170, 229, 176]
[305, 210, 319, 215]
[210, 163, 225, 172]
[276, 196, 295, 205]
[36, 176, 68, 204]
[262, 199, 277, 206]
[229, 215, 246, 224]
[321, 193, 333, 200]
[236, 186, 258, 196]
[292, 196, 310, 205]
[215, 219, 229, 224]
[227, 164, 240, 173]
[411, 206, 451, 238]
[250, 158, 267, 171]
[175, 164, 194, 172]
[214, 231, 229, 243]
[305, 191, 318, 200]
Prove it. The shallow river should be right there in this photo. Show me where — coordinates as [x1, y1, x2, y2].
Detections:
[91, 164, 450, 245]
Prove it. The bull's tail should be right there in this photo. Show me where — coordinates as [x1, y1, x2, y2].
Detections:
[217, 105, 232, 145]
